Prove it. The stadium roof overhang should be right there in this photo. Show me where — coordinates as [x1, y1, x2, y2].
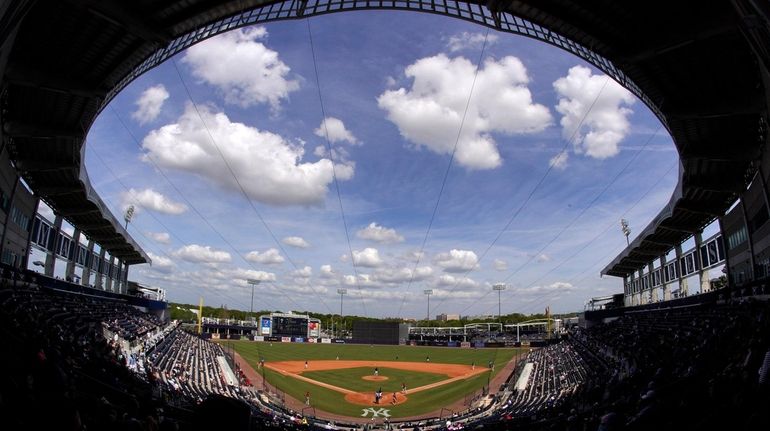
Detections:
[1, 0, 767, 270]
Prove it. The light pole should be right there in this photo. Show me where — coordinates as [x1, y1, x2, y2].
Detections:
[124, 205, 135, 230]
[337, 288, 347, 338]
[246, 279, 261, 316]
[620, 219, 631, 245]
[493, 283, 506, 325]
[424, 289, 433, 321]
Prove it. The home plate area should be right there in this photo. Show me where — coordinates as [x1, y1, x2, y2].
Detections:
[264, 360, 488, 407]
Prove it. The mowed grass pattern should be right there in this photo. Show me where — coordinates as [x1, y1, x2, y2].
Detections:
[227, 341, 522, 418]
[301, 367, 447, 392]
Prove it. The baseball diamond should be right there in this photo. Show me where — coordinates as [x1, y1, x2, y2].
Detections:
[229, 341, 521, 419]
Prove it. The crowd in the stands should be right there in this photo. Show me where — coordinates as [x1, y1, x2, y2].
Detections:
[480, 298, 770, 431]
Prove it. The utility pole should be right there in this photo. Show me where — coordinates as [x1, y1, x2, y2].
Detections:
[424, 289, 433, 321]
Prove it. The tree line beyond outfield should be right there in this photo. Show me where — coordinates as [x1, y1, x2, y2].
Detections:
[168, 302, 578, 329]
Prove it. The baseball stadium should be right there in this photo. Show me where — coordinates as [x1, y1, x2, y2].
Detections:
[1, 1, 770, 430]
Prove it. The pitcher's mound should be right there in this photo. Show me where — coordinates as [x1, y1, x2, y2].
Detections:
[345, 392, 407, 406]
[362, 375, 388, 381]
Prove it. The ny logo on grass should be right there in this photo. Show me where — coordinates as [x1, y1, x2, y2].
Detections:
[361, 407, 391, 418]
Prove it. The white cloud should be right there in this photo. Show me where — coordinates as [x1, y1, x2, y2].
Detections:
[352, 247, 384, 268]
[378, 54, 551, 170]
[553, 66, 635, 159]
[174, 244, 231, 264]
[493, 258, 508, 271]
[314, 117, 359, 145]
[434, 249, 479, 273]
[245, 248, 285, 265]
[521, 281, 574, 295]
[142, 104, 354, 206]
[291, 266, 312, 278]
[147, 231, 171, 245]
[374, 266, 433, 284]
[549, 151, 569, 170]
[147, 252, 173, 273]
[319, 264, 336, 278]
[435, 274, 479, 289]
[282, 236, 310, 248]
[121, 188, 187, 215]
[536, 253, 551, 263]
[182, 27, 298, 110]
[446, 31, 498, 52]
[132, 84, 169, 125]
[356, 222, 404, 244]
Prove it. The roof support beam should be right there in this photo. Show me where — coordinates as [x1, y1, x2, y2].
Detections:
[74, 0, 171, 45]
[4, 121, 83, 139]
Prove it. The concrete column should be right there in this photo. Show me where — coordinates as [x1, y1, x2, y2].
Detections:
[105, 255, 115, 292]
[44, 215, 62, 277]
[694, 232, 711, 293]
[122, 261, 129, 294]
[22, 198, 40, 270]
[628, 272, 636, 306]
[81, 240, 94, 287]
[623, 275, 631, 306]
[638, 268, 648, 305]
[95, 248, 106, 290]
[648, 262, 659, 302]
[660, 255, 671, 301]
[64, 229, 81, 282]
[675, 244, 688, 296]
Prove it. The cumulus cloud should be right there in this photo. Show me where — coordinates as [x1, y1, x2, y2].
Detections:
[319, 264, 336, 278]
[374, 266, 433, 284]
[378, 54, 551, 170]
[147, 231, 171, 245]
[291, 266, 312, 278]
[352, 248, 384, 268]
[356, 222, 404, 244]
[314, 117, 359, 145]
[245, 248, 284, 265]
[174, 244, 231, 264]
[142, 104, 354, 206]
[182, 27, 299, 110]
[434, 249, 480, 273]
[493, 258, 508, 271]
[446, 31, 498, 52]
[121, 188, 187, 215]
[282, 236, 310, 248]
[521, 281, 574, 295]
[132, 84, 169, 125]
[553, 66, 635, 159]
[435, 274, 479, 289]
[147, 252, 173, 273]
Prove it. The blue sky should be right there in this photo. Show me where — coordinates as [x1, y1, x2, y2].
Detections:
[64, 12, 680, 318]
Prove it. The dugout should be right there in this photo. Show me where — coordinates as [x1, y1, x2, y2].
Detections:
[352, 321, 410, 345]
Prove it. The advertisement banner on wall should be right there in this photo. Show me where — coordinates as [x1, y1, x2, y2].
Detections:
[474, 341, 485, 348]
[308, 321, 320, 337]
[212, 333, 220, 339]
[294, 337, 304, 343]
[254, 336, 264, 342]
[260, 317, 271, 335]
[321, 338, 332, 344]
[281, 337, 292, 343]
[460, 342, 471, 348]
[308, 338, 317, 343]
[447, 341, 458, 347]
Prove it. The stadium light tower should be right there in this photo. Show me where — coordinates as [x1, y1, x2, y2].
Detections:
[246, 279, 261, 315]
[620, 219, 631, 245]
[493, 283, 506, 324]
[424, 289, 433, 321]
[337, 288, 347, 338]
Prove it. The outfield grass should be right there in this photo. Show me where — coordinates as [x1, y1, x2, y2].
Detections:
[227, 341, 522, 418]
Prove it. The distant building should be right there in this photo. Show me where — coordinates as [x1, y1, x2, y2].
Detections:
[436, 313, 460, 321]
